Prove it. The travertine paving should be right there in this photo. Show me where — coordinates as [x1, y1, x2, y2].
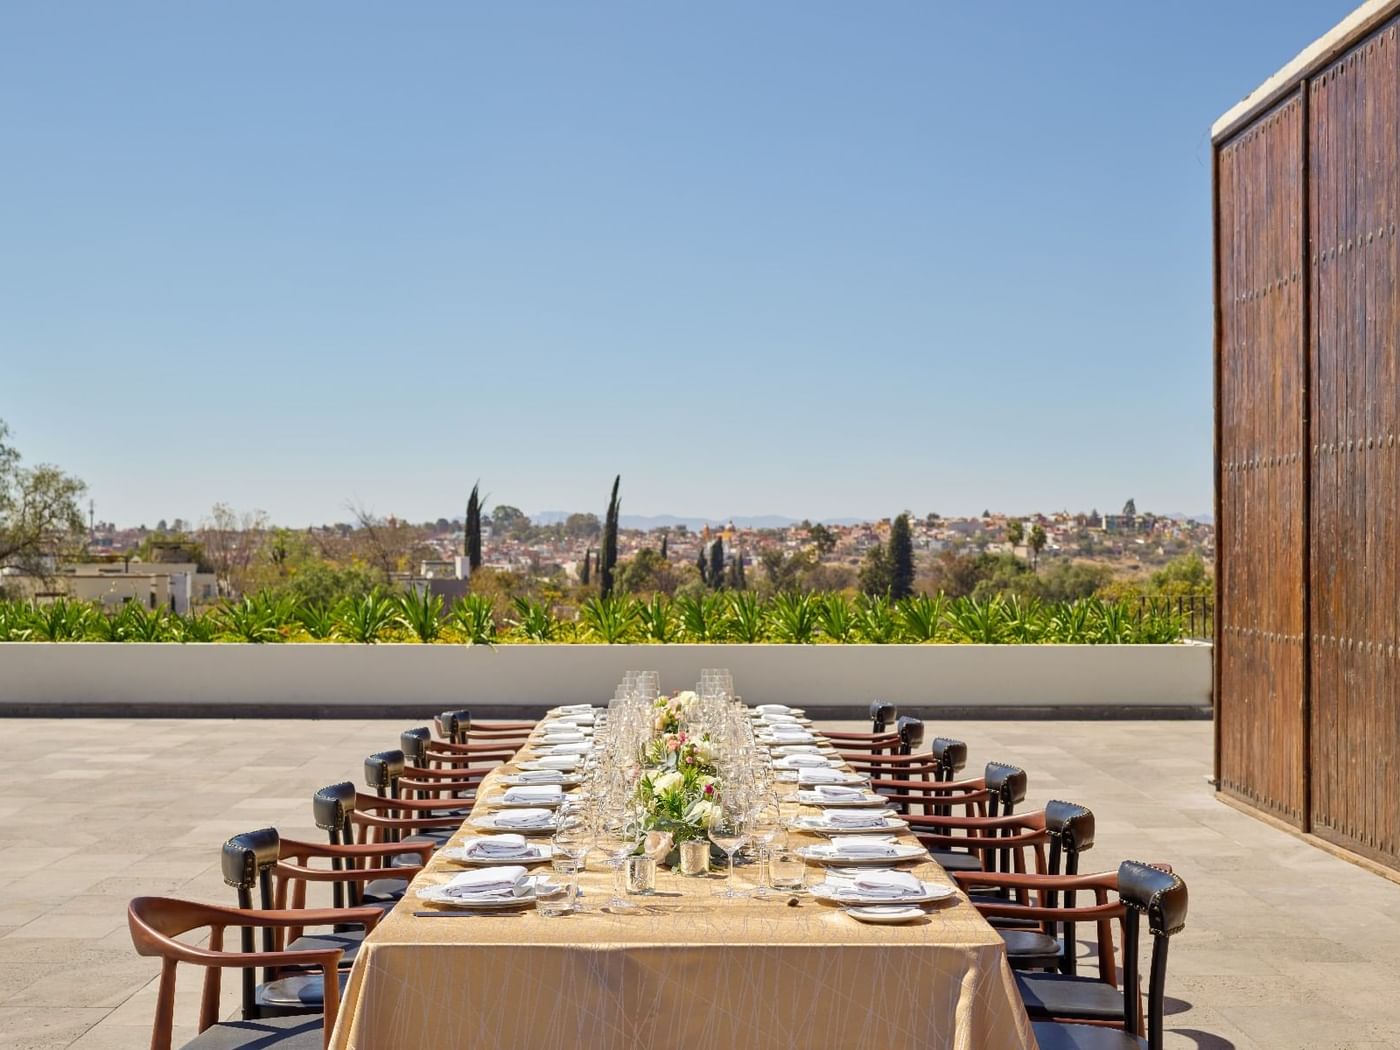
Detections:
[0, 717, 1396, 1049]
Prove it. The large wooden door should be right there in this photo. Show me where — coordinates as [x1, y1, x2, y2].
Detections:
[1215, 92, 1309, 827]
[1308, 21, 1400, 866]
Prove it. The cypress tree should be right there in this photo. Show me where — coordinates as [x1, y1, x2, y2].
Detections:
[888, 512, 915, 600]
[465, 482, 482, 572]
[696, 548, 708, 585]
[727, 549, 746, 589]
[708, 537, 725, 590]
[660, 533, 668, 560]
[580, 549, 591, 586]
[600, 475, 621, 598]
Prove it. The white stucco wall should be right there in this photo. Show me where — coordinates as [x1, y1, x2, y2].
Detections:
[0, 642, 1211, 711]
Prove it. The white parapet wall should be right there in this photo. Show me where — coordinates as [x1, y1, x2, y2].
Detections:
[0, 642, 1211, 713]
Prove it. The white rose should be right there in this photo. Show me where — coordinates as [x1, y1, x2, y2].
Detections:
[693, 740, 716, 763]
[686, 799, 721, 828]
[652, 771, 683, 793]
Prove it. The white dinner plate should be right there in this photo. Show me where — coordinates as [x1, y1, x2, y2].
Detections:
[416, 875, 548, 909]
[517, 760, 582, 772]
[809, 880, 957, 907]
[793, 815, 908, 835]
[441, 841, 555, 866]
[843, 904, 930, 924]
[796, 843, 929, 866]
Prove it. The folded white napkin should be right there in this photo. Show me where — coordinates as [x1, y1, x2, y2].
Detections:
[776, 753, 832, 768]
[514, 770, 567, 784]
[829, 839, 900, 858]
[533, 755, 581, 770]
[464, 835, 532, 858]
[554, 714, 595, 726]
[755, 704, 792, 713]
[443, 865, 530, 897]
[814, 784, 869, 800]
[556, 704, 594, 713]
[540, 742, 592, 755]
[798, 768, 860, 785]
[776, 744, 823, 754]
[850, 870, 924, 899]
[540, 729, 586, 743]
[503, 785, 565, 803]
[825, 809, 889, 828]
[769, 722, 811, 734]
[495, 808, 554, 828]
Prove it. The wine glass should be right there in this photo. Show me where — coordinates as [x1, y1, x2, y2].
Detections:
[552, 807, 592, 911]
[748, 797, 784, 900]
[707, 809, 749, 899]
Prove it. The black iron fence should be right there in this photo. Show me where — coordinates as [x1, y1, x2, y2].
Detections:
[1131, 594, 1213, 640]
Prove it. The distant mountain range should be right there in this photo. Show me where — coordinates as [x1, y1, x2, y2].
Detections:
[531, 511, 866, 531]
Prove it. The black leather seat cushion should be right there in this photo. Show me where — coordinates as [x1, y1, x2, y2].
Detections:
[255, 969, 350, 1009]
[1000, 928, 1061, 966]
[1016, 972, 1124, 1021]
[930, 849, 983, 873]
[1030, 1021, 1145, 1049]
[286, 929, 364, 965]
[183, 1014, 323, 1049]
[363, 878, 408, 902]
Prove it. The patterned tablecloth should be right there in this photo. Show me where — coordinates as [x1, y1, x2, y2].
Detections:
[328, 718, 1037, 1050]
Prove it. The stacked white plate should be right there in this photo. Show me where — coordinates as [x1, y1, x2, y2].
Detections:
[442, 836, 555, 866]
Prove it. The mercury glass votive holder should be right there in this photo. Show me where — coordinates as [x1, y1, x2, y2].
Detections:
[625, 856, 657, 895]
[679, 839, 710, 876]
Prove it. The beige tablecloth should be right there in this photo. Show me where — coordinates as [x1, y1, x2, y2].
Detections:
[329, 725, 1036, 1050]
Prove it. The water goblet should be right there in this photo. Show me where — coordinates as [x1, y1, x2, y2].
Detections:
[707, 811, 750, 899]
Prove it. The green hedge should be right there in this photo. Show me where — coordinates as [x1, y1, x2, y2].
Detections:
[0, 591, 1187, 645]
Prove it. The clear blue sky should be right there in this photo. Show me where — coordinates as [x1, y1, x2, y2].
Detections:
[0, 1, 1357, 527]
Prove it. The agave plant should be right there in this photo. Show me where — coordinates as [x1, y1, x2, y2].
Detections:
[332, 590, 399, 644]
[1094, 600, 1136, 644]
[452, 594, 498, 645]
[637, 594, 677, 643]
[675, 593, 725, 642]
[396, 588, 445, 643]
[943, 596, 1010, 644]
[295, 601, 338, 640]
[1000, 596, 1048, 644]
[724, 592, 767, 643]
[768, 592, 819, 644]
[114, 602, 178, 642]
[896, 594, 946, 643]
[1134, 604, 1185, 644]
[173, 610, 219, 643]
[855, 593, 898, 643]
[509, 596, 558, 642]
[577, 594, 639, 644]
[213, 596, 284, 643]
[815, 593, 856, 643]
[1046, 598, 1095, 644]
[0, 600, 32, 641]
[27, 598, 93, 641]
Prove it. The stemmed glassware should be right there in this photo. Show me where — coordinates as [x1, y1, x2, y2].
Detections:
[552, 802, 593, 912]
[707, 807, 750, 899]
[747, 796, 784, 900]
[598, 818, 643, 911]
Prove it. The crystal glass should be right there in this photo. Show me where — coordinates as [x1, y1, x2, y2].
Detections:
[599, 823, 642, 911]
[769, 847, 807, 894]
[707, 810, 749, 899]
[552, 810, 593, 911]
[535, 878, 575, 917]
[748, 797, 783, 900]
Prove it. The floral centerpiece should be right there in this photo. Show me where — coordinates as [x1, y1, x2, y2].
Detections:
[634, 728, 722, 863]
[651, 690, 698, 735]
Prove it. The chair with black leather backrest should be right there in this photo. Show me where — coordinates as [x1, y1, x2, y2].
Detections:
[922, 761, 1027, 874]
[870, 700, 898, 733]
[994, 801, 1096, 974]
[954, 860, 1187, 1048]
[313, 782, 407, 904]
[400, 727, 431, 771]
[931, 737, 968, 782]
[895, 715, 923, 755]
[436, 709, 472, 745]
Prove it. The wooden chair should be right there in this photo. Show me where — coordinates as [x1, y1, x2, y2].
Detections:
[127, 895, 381, 1050]
[894, 762, 1028, 872]
[821, 700, 899, 744]
[220, 828, 428, 1018]
[436, 708, 535, 747]
[955, 860, 1187, 1048]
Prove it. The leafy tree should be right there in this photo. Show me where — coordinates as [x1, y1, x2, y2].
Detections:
[563, 512, 600, 540]
[465, 483, 482, 571]
[806, 522, 837, 556]
[758, 549, 812, 595]
[1122, 498, 1137, 516]
[599, 475, 620, 598]
[1148, 552, 1211, 595]
[888, 513, 915, 600]
[0, 419, 87, 585]
[1028, 524, 1047, 568]
[1006, 520, 1024, 548]
[858, 544, 891, 596]
[489, 504, 528, 537]
[617, 548, 668, 594]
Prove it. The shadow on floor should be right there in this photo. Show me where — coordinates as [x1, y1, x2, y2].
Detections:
[1170, 1029, 1236, 1050]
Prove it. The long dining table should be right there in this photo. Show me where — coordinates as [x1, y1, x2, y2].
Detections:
[327, 710, 1036, 1050]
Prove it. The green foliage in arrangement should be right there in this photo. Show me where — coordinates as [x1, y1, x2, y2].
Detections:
[0, 591, 1189, 645]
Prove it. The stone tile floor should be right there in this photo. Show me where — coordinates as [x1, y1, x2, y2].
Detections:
[0, 717, 1396, 1049]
